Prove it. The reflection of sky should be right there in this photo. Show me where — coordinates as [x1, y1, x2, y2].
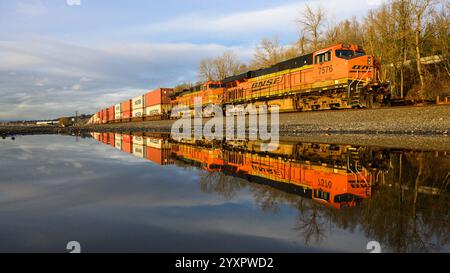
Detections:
[0, 135, 438, 253]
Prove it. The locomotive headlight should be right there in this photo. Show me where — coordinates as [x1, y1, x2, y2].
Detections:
[368, 57, 372, 65]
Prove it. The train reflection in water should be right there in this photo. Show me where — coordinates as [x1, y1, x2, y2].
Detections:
[90, 131, 450, 251]
[90, 132, 400, 209]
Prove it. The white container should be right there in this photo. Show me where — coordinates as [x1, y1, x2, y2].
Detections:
[132, 108, 144, 118]
[115, 112, 121, 120]
[145, 137, 162, 149]
[133, 135, 145, 145]
[115, 139, 122, 150]
[145, 104, 162, 116]
[115, 103, 122, 113]
[132, 95, 145, 109]
[133, 144, 145, 158]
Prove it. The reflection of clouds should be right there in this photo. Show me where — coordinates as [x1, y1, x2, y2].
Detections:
[36, 165, 51, 175]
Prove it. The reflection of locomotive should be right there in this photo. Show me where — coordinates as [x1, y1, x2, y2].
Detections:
[88, 43, 389, 125]
[91, 132, 390, 209]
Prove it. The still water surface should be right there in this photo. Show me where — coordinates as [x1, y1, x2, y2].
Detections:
[0, 133, 448, 253]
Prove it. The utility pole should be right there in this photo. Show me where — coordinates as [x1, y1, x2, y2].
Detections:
[75, 111, 78, 125]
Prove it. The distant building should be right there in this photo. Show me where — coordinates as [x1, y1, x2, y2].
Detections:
[36, 121, 59, 126]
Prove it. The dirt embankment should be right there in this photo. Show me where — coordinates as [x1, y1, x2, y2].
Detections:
[2, 105, 449, 136]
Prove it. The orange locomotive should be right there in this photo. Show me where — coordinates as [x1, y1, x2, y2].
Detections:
[222, 43, 388, 112]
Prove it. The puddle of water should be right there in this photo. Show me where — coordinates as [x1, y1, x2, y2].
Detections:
[0, 133, 448, 253]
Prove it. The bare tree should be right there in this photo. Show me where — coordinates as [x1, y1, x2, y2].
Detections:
[251, 37, 284, 69]
[410, 0, 433, 99]
[199, 51, 244, 81]
[297, 4, 326, 51]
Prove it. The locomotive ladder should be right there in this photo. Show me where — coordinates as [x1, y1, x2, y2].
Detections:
[347, 68, 371, 106]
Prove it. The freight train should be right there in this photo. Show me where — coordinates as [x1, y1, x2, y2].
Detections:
[91, 132, 392, 209]
[87, 43, 389, 125]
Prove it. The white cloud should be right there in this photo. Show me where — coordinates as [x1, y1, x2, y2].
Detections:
[140, 0, 386, 43]
[34, 77, 48, 87]
[71, 84, 81, 91]
[16, 1, 48, 18]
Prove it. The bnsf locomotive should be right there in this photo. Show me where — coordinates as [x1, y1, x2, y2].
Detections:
[88, 43, 388, 124]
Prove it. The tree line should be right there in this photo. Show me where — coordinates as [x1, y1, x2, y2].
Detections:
[177, 0, 449, 101]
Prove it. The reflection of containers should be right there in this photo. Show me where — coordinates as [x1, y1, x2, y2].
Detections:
[132, 135, 145, 145]
[114, 104, 122, 122]
[132, 95, 145, 122]
[144, 88, 173, 120]
[108, 133, 115, 146]
[121, 100, 132, 122]
[145, 137, 162, 148]
[133, 144, 146, 158]
[101, 132, 109, 144]
[146, 146, 172, 165]
[96, 112, 101, 124]
[92, 132, 100, 141]
[114, 134, 122, 150]
[121, 134, 132, 153]
[145, 137, 171, 149]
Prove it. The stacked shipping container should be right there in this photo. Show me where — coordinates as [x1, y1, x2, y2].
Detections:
[121, 100, 132, 122]
[145, 88, 173, 120]
[132, 95, 145, 121]
[90, 88, 173, 125]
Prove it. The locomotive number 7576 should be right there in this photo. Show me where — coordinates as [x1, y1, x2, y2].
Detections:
[319, 65, 333, 74]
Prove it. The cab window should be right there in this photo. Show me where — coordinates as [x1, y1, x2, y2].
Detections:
[315, 51, 331, 64]
[336, 50, 354, 59]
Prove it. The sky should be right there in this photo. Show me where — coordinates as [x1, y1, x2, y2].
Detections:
[0, 0, 387, 120]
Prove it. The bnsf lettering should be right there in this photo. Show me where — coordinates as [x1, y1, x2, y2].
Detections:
[252, 77, 283, 89]
[352, 65, 370, 70]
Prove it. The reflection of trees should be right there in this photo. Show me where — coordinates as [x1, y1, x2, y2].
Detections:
[323, 151, 449, 252]
[193, 150, 449, 252]
[294, 202, 327, 245]
[198, 171, 246, 200]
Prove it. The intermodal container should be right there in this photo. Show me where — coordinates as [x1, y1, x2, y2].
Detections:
[101, 109, 108, 124]
[132, 95, 145, 109]
[122, 110, 132, 119]
[132, 108, 144, 118]
[114, 104, 122, 120]
[145, 88, 173, 107]
[107, 106, 115, 123]
[121, 100, 132, 112]
[97, 112, 101, 124]
[145, 104, 172, 117]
